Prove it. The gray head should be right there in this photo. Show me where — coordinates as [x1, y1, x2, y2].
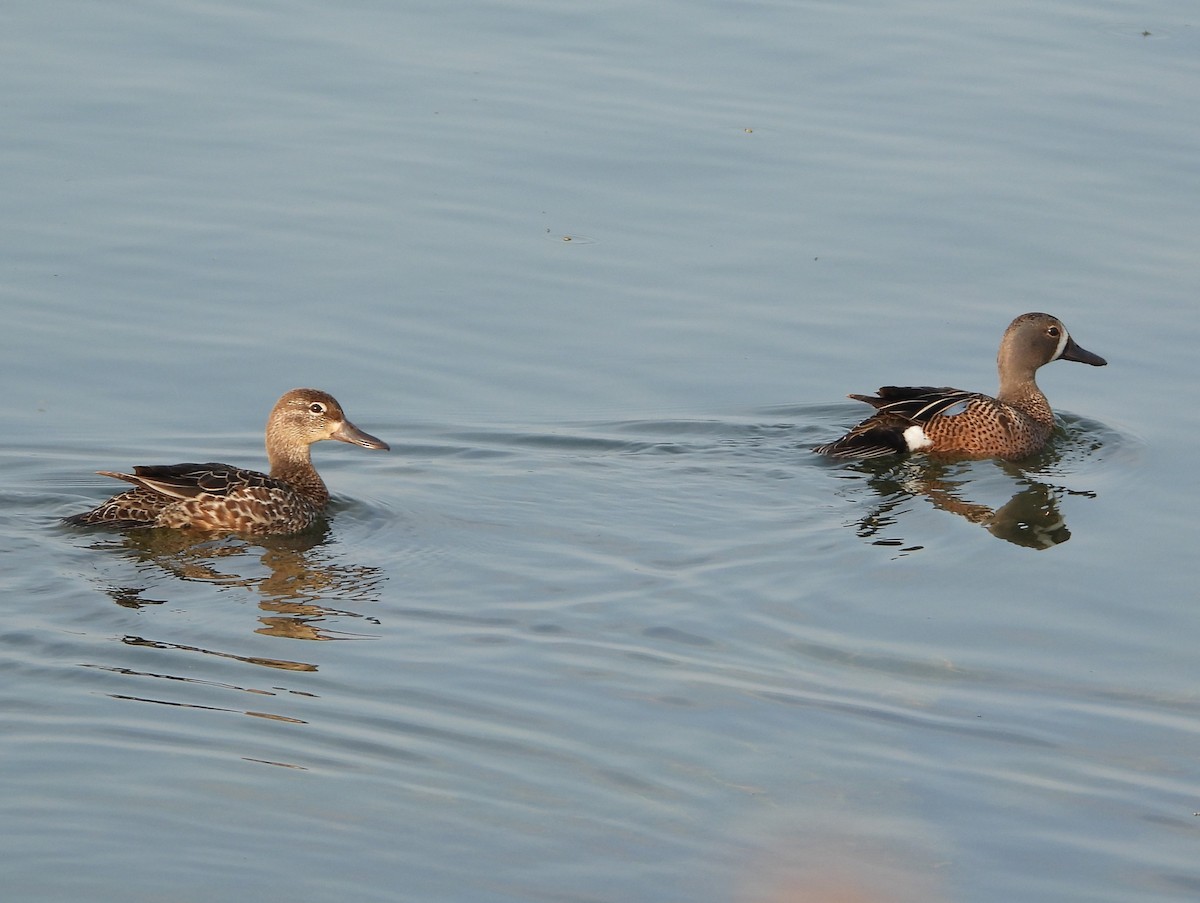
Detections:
[996, 312, 1105, 399]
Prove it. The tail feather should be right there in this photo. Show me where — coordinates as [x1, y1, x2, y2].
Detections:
[813, 427, 909, 459]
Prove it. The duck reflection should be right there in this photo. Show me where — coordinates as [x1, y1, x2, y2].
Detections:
[92, 524, 386, 642]
[843, 442, 1097, 550]
[119, 633, 318, 673]
[735, 810, 949, 903]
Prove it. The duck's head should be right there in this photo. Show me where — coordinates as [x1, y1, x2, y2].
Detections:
[267, 388, 390, 464]
[998, 312, 1106, 391]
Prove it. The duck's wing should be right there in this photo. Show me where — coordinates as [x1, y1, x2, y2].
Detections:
[814, 386, 980, 458]
[848, 386, 977, 422]
[99, 463, 281, 500]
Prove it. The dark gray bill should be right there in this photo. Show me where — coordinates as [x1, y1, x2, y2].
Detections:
[1059, 335, 1106, 367]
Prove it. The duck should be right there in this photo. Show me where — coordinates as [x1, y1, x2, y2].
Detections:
[64, 388, 389, 533]
[813, 313, 1106, 460]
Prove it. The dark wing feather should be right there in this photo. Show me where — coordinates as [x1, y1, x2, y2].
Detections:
[813, 426, 910, 458]
[850, 387, 974, 420]
[814, 387, 981, 458]
[104, 463, 282, 500]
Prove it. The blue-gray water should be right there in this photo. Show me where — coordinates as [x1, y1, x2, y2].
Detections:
[3, 2, 1198, 901]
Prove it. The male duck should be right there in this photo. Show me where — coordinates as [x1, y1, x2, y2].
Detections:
[813, 313, 1106, 460]
[65, 388, 389, 534]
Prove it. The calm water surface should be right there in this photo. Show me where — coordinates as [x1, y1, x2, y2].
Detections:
[3, 1, 1199, 902]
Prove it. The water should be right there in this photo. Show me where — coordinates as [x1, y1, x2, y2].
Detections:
[3, 1, 1199, 901]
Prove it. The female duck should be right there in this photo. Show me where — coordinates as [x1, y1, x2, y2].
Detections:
[65, 388, 389, 534]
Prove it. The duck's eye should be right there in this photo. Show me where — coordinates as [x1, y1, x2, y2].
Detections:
[1047, 326, 1060, 338]
[309, 402, 327, 414]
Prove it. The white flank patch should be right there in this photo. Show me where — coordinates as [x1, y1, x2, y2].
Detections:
[903, 425, 933, 451]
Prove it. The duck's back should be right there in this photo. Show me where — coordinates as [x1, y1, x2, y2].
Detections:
[67, 462, 325, 533]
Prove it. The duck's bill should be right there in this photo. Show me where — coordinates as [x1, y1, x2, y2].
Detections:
[332, 420, 390, 450]
[1059, 336, 1107, 367]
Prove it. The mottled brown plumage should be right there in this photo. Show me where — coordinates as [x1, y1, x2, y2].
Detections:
[65, 389, 389, 534]
[814, 313, 1106, 460]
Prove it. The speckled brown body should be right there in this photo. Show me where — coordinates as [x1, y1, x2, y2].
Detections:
[920, 391, 1053, 460]
[65, 389, 389, 534]
[814, 313, 1106, 460]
